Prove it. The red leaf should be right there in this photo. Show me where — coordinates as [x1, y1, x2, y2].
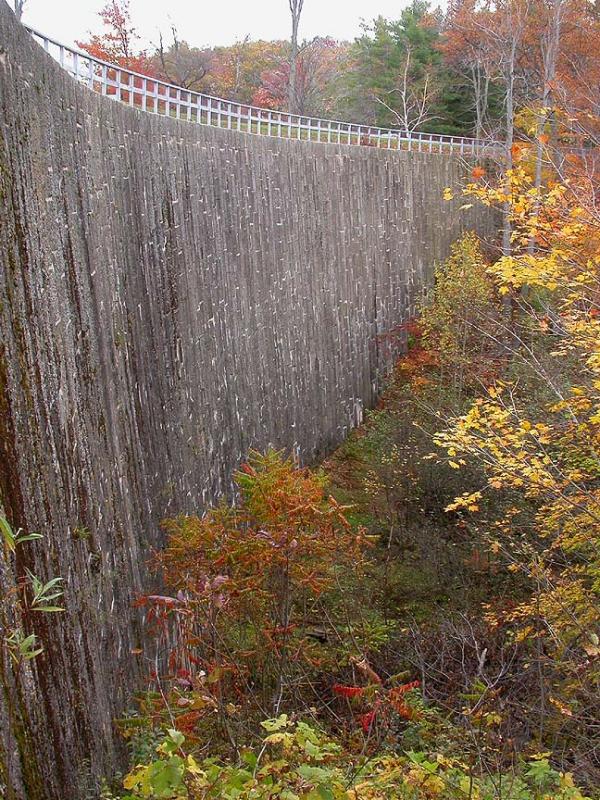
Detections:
[333, 684, 364, 698]
[359, 710, 376, 732]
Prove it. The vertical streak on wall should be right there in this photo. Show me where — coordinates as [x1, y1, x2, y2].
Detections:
[0, 2, 494, 796]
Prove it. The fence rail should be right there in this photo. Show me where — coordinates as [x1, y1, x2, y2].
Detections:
[26, 25, 498, 156]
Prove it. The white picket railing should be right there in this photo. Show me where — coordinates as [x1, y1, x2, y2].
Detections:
[25, 25, 497, 156]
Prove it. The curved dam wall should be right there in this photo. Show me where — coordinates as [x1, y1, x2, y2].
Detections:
[0, 3, 494, 797]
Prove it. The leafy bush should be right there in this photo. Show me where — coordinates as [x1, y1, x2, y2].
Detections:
[420, 231, 502, 392]
[121, 714, 592, 799]
[135, 449, 372, 732]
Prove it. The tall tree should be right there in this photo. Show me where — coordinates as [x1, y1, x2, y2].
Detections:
[13, 0, 25, 20]
[488, 0, 530, 256]
[288, 0, 305, 114]
[441, 0, 502, 140]
[254, 37, 347, 116]
[211, 39, 286, 103]
[447, 0, 531, 253]
[154, 28, 213, 90]
[342, 3, 471, 135]
[373, 43, 441, 135]
[552, 0, 600, 144]
[224, 35, 251, 101]
[525, 0, 566, 255]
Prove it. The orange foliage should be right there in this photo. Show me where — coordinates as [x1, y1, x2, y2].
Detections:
[77, 0, 155, 75]
[138, 450, 368, 718]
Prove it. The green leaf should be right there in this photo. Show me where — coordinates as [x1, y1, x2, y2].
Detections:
[6, 630, 45, 661]
[227, 768, 253, 789]
[33, 576, 63, 600]
[149, 758, 185, 796]
[261, 714, 289, 732]
[167, 728, 185, 747]
[406, 750, 425, 765]
[15, 532, 43, 545]
[27, 573, 64, 612]
[20, 634, 44, 659]
[297, 765, 332, 782]
[0, 516, 16, 552]
[241, 749, 257, 769]
[318, 787, 335, 800]
[304, 740, 322, 759]
[156, 728, 185, 756]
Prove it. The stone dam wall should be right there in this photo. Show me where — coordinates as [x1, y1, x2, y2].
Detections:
[0, 2, 495, 797]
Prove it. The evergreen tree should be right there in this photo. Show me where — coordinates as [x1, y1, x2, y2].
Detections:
[340, 1, 475, 135]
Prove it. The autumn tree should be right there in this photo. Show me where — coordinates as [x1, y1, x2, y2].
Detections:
[153, 28, 214, 90]
[440, 0, 503, 140]
[463, 0, 530, 253]
[149, 37, 289, 104]
[215, 35, 253, 101]
[420, 232, 502, 394]
[435, 156, 600, 774]
[77, 0, 153, 74]
[552, 0, 600, 145]
[211, 39, 287, 104]
[254, 37, 347, 116]
[441, 0, 592, 251]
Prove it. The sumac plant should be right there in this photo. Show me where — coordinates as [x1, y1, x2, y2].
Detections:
[138, 449, 369, 728]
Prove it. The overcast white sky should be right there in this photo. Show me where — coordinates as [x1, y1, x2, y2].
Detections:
[22, 0, 410, 50]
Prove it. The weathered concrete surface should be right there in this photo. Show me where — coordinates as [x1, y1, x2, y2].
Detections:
[0, 2, 494, 797]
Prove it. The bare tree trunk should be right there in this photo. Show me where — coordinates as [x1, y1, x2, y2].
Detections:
[288, 0, 304, 114]
[526, 0, 563, 258]
[230, 35, 250, 101]
[535, 0, 562, 189]
[472, 65, 484, 141]
[501, 37, 516, 259]
[13, 0, 25, 21]
[374, 47, 439, 136]
[471, 64, 491, 142]
[498, 2, 530, 326]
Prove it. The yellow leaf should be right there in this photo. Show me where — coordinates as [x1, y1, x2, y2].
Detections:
[549, 697, 573, 716]
[123, 766, 146, 790]
[186, 755, 204, 776]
